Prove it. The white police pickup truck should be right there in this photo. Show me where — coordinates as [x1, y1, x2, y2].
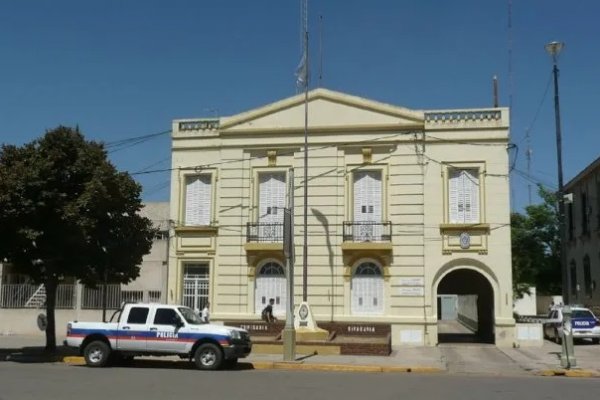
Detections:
[64, 303, 251, 370]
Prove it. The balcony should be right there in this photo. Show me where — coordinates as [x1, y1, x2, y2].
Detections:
[246, 222, 284, 243]
[341, 221, 393, 280]
[244, 223, 285, 278]
[342, 221, 392, 243]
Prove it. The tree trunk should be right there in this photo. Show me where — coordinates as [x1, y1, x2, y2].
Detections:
[44, 279, 58, 352]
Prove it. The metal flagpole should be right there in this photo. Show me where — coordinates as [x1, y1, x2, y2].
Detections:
[301, 0, 309, 302]
[283, 169, 296, 361]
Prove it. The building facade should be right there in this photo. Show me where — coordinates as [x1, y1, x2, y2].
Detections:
[564, 156, 600, 308]
[167, 89, 514, 346]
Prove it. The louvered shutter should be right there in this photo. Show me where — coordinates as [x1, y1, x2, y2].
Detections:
[259, 174, 271, 224]
[464, 170, 479, 223]
[273, 173, 286, 225]
[370, 172, 382, 239]
[448, 170, 460, 223]
[185, 177, 201, 225]
[197, 175, 211, 225]
[259, 172, 286, 240]
[354, 172, 366, 222]
[185, 175, 211, 226]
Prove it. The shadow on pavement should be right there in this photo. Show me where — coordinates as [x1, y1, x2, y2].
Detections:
[437, 333, 493, 344]
[0, 346, 78, 363]
[71, 359, 254, 371]
[1, 346, 79, 363]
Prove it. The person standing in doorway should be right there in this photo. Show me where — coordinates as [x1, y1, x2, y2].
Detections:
[201, 302, 210, 323]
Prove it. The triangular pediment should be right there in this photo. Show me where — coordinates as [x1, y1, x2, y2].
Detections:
[220, 88, 424, 133]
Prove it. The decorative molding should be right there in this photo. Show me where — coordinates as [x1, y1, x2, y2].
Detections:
[439, 223, 490, 232]
[178, 119, 220, 131]
[267, 150, 277, 167]
[174, 226, 219, 234]
[362, 147, 372, 164]
[341, 242, 393, 251]
[425, 110, 501, 123]
[244, 243, 284, 252]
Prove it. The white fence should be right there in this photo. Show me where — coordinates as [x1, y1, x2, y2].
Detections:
[0, 284, 162, 309]
[0, 284, 75, 308]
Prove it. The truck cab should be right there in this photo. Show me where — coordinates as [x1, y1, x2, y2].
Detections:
[65, 303, 251, 370]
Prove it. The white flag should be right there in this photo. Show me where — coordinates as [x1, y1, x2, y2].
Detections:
[295, 52, 307, 89]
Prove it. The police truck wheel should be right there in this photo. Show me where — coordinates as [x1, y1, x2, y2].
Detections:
[194, 343, 223, 370]
[592, 338, 599, 344]
[84, 340, 111, 368]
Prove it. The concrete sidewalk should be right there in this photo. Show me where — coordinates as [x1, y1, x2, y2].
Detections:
[2, 333, 599, 377]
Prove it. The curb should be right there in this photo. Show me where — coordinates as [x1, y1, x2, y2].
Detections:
[61, 356, 443, 373]
[538, 369, 599, 378]
[62, 356, 86, 365]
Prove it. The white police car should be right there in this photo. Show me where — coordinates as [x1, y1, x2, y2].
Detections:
[543, 306, 600, 344]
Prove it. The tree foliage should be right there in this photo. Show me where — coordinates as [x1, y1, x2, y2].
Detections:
[0, 127, 156, 350]
[511, 186, 562, 297]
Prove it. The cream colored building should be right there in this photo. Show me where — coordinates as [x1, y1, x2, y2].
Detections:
[167, 88, 515, 347]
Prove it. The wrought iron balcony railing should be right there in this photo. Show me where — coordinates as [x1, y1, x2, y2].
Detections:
[246, 222, 284, 243]
[343, 221, 392, 243]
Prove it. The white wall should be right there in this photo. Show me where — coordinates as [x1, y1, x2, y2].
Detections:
[513, 287, 537, 316]
[457, 295, 478, 331]
[0, 309, 106, 336]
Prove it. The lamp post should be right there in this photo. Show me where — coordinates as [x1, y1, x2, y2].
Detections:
[545, 41, 568, 305]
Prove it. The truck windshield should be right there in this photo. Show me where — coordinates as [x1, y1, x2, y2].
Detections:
[178, 307, 203, 325]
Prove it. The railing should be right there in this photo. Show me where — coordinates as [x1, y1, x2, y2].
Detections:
[425, 110, 502, 123]
[343, 221, 392, 242]
[81, 285, 122, 310]
[178, 119, 219, 131]
[0, 284, 162, 309]
[246, 222, 284, 243]
[0, 284, 75, 308]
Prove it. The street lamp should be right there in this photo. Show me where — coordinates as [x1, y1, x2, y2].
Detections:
[545, 41, 568, 304]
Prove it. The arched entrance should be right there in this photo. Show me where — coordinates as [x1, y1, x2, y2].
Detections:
[437, 269, 494, 344]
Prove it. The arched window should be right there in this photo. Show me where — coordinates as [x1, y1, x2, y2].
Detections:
[355, 262, 382, 276]
[351, 261, 384, 315]
[570, 260, 578, 300]
[255, 261, 286, 316]
[259, 262, 285, 276]
[584, 255, 592, 297]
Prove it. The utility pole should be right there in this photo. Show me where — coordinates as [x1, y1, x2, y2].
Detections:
[283, 168, 296, 361]
[545, 41, 568, 305]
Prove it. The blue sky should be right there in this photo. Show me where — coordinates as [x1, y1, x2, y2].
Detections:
[1, 1, 598, 211]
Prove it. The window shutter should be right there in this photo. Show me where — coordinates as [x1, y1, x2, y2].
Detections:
[185, 177, 201, 225]
[465, 170, 479, 223]
[371, 171, 382, 222]
[197, 175, 211, 225]
[354, 172, 366, 222]
[273, 173, 286, 224]
[259, 172, 286, 223]
[185, 175, 211, 226]
[259, 174, 271, 224]
[448, 170, 460, 223]
[449, 169, 479, 224]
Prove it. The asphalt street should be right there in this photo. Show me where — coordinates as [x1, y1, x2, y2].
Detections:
[1, 362, 599, 400]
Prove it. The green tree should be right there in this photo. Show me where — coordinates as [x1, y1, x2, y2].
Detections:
[512, 186, 562, 297]
[0, 127, 156, 351]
